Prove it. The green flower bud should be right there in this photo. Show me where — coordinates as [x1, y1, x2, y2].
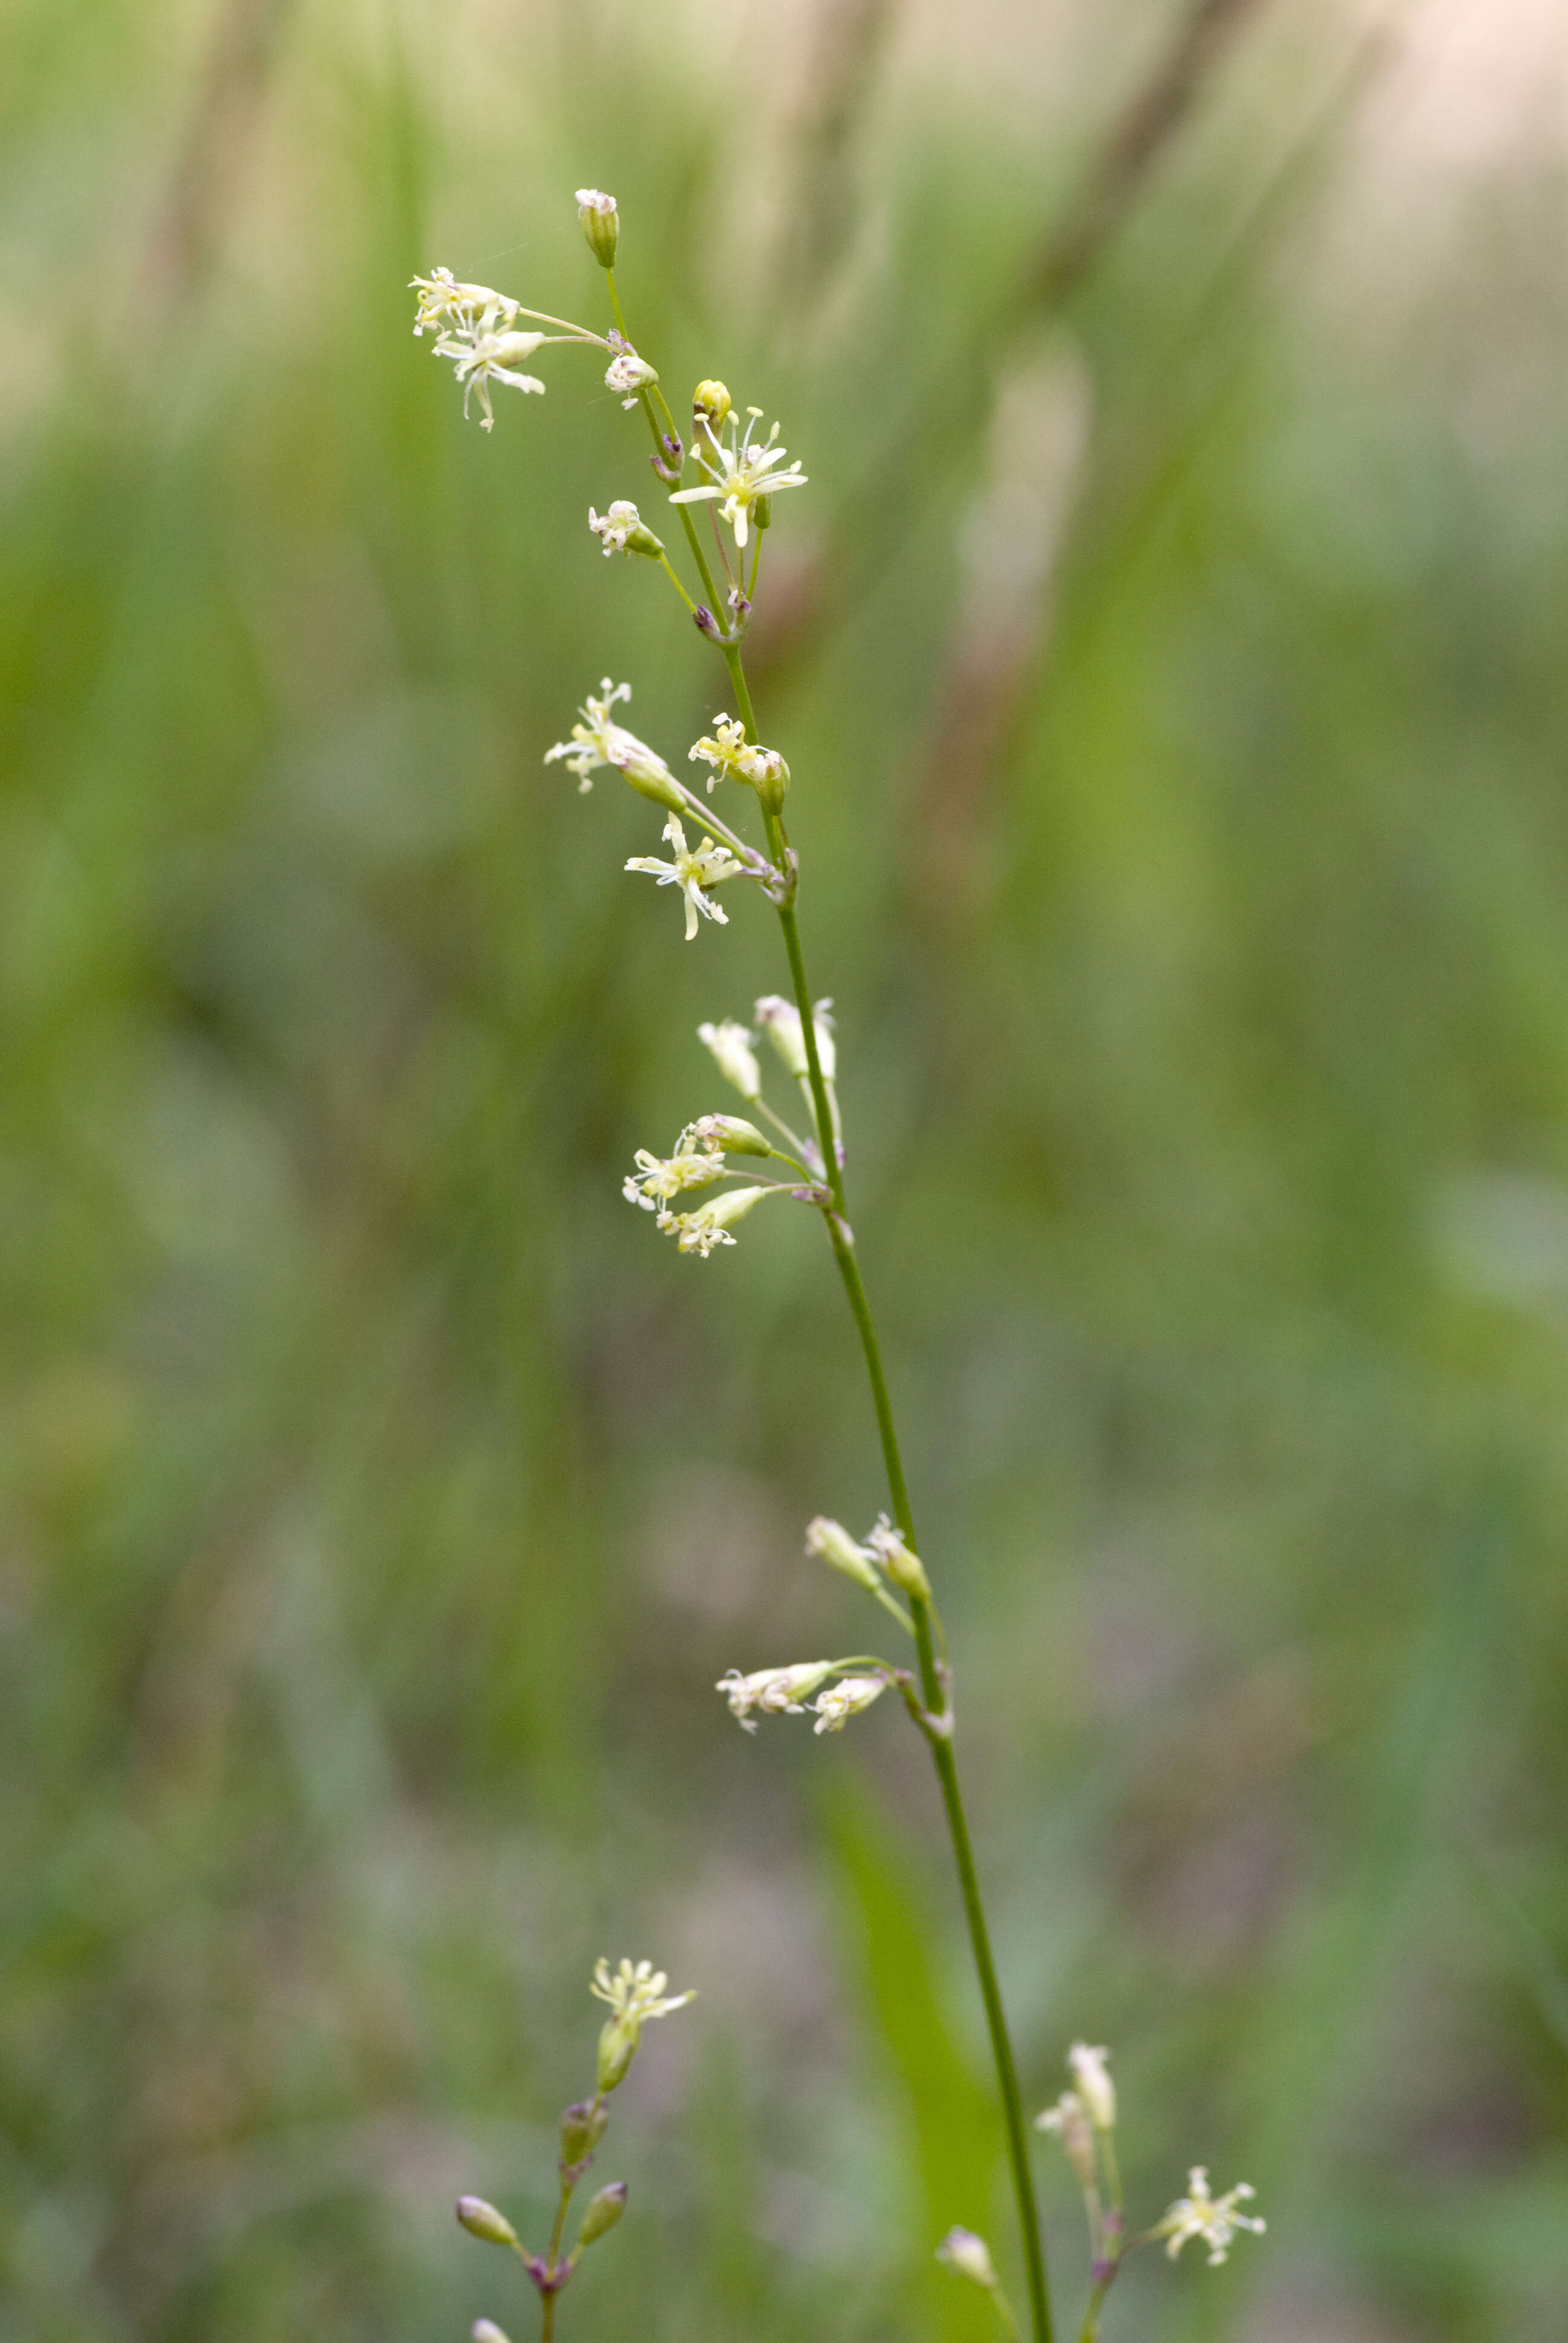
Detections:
[597, 2017, 637, 2092]
[575, 2181, 628, 2249]
[805, 1516, 881, 1594]
[575, 189, 618, 269]
[560, 2099, 609, 2169]
[685, 1115, 771, 1156]
[457, 2197, 520, 2248]
[753, 493, 772, 532]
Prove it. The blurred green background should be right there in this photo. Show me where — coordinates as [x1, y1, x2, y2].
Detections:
[5, 1, 1568, 2337]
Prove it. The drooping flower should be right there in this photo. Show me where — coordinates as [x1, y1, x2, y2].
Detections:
[670, 406, 807, 548]
[442, 325, 549, 428]
[865, 1513, 932, 1601]
[1155, 2169, 1266, 2267]
[544, 679, 681, 805]
[589, 500, 664, 558]
[716, 1660, 839, 1731]
[811, 1674, 888, 1733]
[655, 1183, 778, 1258]
[697, 1018, 762, 1101]
[805, 1516, 882, 1594]
[410, 269, 518, 336]
[626, 816, 746, 940]
[622, 1133, 727, 1211]
[1068, 2042, 1116, 2132]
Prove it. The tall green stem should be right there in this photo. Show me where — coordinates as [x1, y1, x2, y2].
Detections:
[727, 643, 1054, 2343]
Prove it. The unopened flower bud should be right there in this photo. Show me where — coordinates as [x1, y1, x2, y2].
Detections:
[576, 2181, 628, 2248]
[575, 189, 618, 268]
[751, 746, 789, 812]
[596, 2019, 637, 2092]
[805, 1516, 881, 1594]
[687, 1115, 771, 1156]
[693, 605, 721, 641]
[754, 494, 772, 532]
[936, 2227, 998, 2289]
[693, 380, 731, 429]
[867, 1515, 931, 1601]
[1068, 2042, 1116, 2132]
[560, 2099, 609, 2169]
[473, 2322, 512, 2343]
[754, 995, 836, 1081]
[457, 2197, 520, 2247]
[697, 1020, 762, 1101]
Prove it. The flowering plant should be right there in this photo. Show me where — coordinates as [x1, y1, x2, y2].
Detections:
[416, 187, 1263, 2343]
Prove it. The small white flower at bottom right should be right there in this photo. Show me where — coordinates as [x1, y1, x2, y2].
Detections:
[1155, 2168, 1266, 2266]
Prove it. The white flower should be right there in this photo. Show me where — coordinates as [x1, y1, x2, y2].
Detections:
[935, 2229, 997, 2289]
[1036, 2091, 1098, 2188]
[626, 816, 746, 940]
[697, 1019, 762, 1101]
[688, 716, 789, 801]
[439, 325, 548, 429]
[605, 348, 659, 408]
[811, 1674, 888, 1733]
[1155, 2169, 1265, 2266]
[1068, 2042, 1116, 2132]
[622, 1135, 726, 1211]
[412, 270, 603, 427]
[590, 1956, 695, 2028]
[655, 1183, 777, 1258]
[410, 268, 520, 336]
[670, 407, 807, 548]
[591, 1955, 695, 2091]
[544, 679, 677, 799]
[716, 1660, 838, 1731]
[754, 995, 835, 1081]
[805, 1516, 881, 1593]
[589, 500, 662, 557]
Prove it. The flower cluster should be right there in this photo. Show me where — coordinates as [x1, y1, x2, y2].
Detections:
[1033, 2040, 1263, 2304]
[716, 1661, 890, 1734]
[410, 269, 604, 430]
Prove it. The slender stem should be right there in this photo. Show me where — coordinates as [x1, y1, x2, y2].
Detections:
[1075, 2280, 1111, 2343]
[541, 2293, 556, 2343]
[604, 270, 629, 340]
[711, 635, 1054, 2343]
[657, 553, 698, 613]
